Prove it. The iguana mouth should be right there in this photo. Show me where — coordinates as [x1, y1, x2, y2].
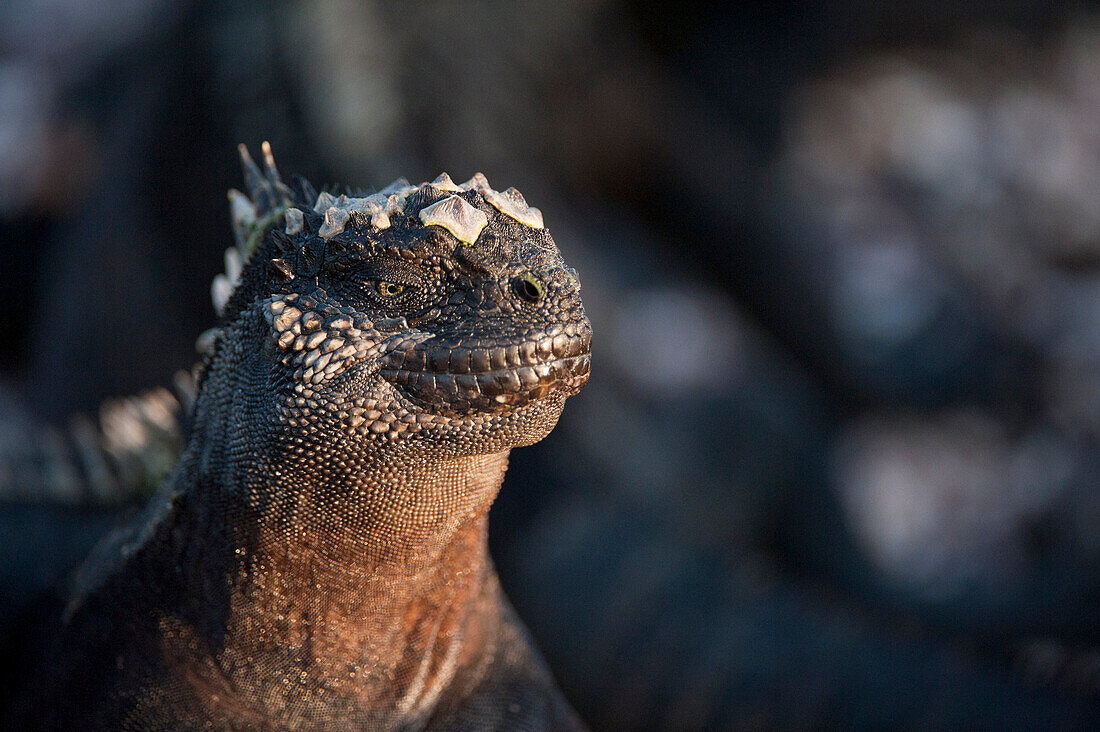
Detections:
[378, 324, 591, 414]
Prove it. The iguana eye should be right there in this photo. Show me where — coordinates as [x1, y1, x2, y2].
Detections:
[374, 281, 406, 298]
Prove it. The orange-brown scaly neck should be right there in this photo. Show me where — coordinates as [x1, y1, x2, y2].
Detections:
[163, 450, 513, 726]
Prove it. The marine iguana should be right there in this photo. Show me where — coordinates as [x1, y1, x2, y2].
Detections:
[10, 144, 590, 730]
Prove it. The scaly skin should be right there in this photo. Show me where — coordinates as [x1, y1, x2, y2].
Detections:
[11, 147, 590, 730]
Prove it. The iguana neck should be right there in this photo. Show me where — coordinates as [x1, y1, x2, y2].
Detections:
[161, 448, 513, 722]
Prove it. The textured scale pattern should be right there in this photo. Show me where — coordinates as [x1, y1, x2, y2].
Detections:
[9, 145, 590, 730]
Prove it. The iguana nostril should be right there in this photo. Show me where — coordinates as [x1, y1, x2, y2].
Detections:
[512, 272, 545, 303]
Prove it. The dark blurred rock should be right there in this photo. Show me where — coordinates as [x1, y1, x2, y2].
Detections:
[510, 501, 1100, 730]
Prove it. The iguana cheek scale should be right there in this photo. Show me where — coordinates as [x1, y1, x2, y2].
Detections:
[14, 144, 590, 730]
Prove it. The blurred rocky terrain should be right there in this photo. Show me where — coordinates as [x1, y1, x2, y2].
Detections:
[1, 0, 1099, 728]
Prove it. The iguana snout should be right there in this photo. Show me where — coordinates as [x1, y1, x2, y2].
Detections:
[378, 310, 591, 416]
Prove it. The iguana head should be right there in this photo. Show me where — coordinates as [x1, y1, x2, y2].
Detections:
[204, 144, 590, 463]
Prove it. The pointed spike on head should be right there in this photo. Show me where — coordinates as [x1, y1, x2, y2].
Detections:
[228, 188, 256, 225]
[384, 193, 404, 214]
[459, 173, 491, 192]
[318, 206, 350, 239]
[502, 187, 528, 207]
[260, 141, 294, 206]
[380, 177, 411, 195]
[298, 177, 318, 206]
[237, 142, 255, 169]
[419, 194, 489, 245]
[284, 207, 304, 235]
[372, 211, 391, 229]
[484, 186, 544, 229]
[261, 141, 278, 178]
[313, 191, 336, 213]
[346, 195, 385, 215]
[429, 173, 463, 193]
[238, 144, 268, 202]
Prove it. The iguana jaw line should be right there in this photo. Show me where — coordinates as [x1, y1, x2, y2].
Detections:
[377, 326, 591, 416]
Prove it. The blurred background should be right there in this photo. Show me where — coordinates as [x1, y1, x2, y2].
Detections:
[1, 0, 1100, 728]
